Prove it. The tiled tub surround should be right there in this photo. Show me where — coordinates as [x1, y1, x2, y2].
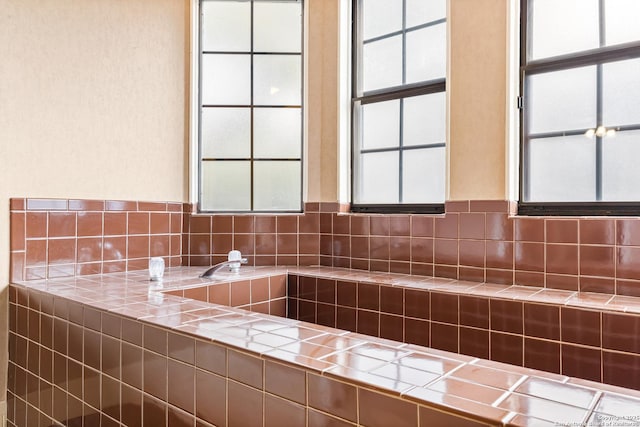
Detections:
[286, 270, 640, 390]
[9, 198, 183, 282]
[181, 202, 322, 268]
[8, 267, 640, 427]
[15, 197, 640, 299]
[163, 274, 288, 317]
[318, 200, 640, 296]
[181, 200, 640, 298]
[146, 267, 640, 391]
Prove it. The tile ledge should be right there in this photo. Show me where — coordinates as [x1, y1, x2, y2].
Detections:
[10, 265, 640, 427]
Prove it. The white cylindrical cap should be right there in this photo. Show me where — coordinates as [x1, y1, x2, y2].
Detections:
[228, 250, 242, 272]
[228, 250, 242, 261]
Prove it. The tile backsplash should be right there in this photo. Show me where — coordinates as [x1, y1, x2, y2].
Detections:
[12, 198, 640, 297]
[182, 200, 640, 297]
[9, 198, 182, 282]
[181, 202, 321, 268]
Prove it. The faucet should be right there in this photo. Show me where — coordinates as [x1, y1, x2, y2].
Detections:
[199, 258, 248, 278]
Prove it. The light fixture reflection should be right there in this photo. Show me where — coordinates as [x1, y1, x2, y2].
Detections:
[584, 126, 616, 139]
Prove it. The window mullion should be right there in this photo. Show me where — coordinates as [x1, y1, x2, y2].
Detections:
[595, 0, 605, 201]
[399, 0, 407, 204]
[250, 0, 255, 211]
[596, 63, 603, 201]
[402, 0, 407, 86]
[399, 100, 404, 204]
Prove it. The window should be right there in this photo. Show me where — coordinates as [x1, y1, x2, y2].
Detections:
[198, 0, 303, 212]
[351, 0, 447, 213]
[520, 0, 640, 215]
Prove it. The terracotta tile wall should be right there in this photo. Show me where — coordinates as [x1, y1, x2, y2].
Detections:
[9, 198, 182, 282]
[163, 275, 288, 317]
[288, 273, 640, 391]
[317, 200, 640, 297]
[181, 202, 321, 267]
[12, 197, 640, 296]
[8, 284, 490, 427]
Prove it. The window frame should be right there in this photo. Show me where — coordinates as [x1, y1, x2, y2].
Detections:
[350, 0, 446, 214]
[196, 0, 305, 214]
[518, 0, 640, 216]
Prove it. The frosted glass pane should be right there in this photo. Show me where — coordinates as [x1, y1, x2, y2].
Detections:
[201, 1, 251, 52]
[354, 152, 399, 204]
[406, 0, 446, 28]
[363, 36, 403, 92]
[605, 0, 640, 46]
[201, 108, 251, 158]
[201, 54, 251, 105]
[254, 55, 301, 105]
[362, 0, 402, 40]
[528, 67, 596, 134]
[530, 0, 599, 60]
[603, 58, 640, 127]
[406, 24, 447, 84]
[361, 101, 400, 150]
[404, 93, 446, 146]
[201, 161, 251, 210]
[527, 136, 596, 202]
[254, 2, 302, 52]
[403, 148, 445, 203]
[603, 131, 640, 200]
[253, 161, 301, 210]
[254, 108, 301, 158]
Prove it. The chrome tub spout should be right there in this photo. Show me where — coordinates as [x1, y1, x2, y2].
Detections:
[199, 258, 248, 278]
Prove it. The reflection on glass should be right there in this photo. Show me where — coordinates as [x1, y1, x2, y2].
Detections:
[355, 152, 399, 204]
[603, 58, 640, 127]
[528, 66, 596, 134]
[406, 24, 447, 84]
[363, 36, 403, 92]
[254, 2, 302, 52]
[602, 131, 640, 201]
[403, 93, 446, 146]
[605, 0, 640, 47]
[530, 0, 598, 60]
[403, 148, 445, 203]
[254, 55, 301, 105]
[254, 108, 301, 158]
[361, 100, 400, 150]
[201, 1, 251, 52]
[201, 108, 251, 158]
[253, 161, 301, 210]
[528, 136, 596, 202]
[406, 0, 446, 28]
[201, 54, 251, 105]
[201, 161, 251, 210]
[362, 0, 402, 40]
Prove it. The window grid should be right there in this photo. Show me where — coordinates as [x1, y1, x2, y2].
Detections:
[519, 0, 640, 215]
[351, 0, 446, 213]
[198, 0, 303, 213]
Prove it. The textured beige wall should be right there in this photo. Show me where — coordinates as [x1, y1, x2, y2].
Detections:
[449, 0, 510, 200]
[0, 0, 190, 415]
[306, 0, 342, 203]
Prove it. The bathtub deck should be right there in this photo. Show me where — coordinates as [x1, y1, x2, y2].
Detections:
[9, 266, 640, 427]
